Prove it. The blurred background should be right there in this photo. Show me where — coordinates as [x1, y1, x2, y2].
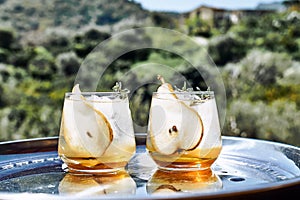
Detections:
[0, 0, 299, 146]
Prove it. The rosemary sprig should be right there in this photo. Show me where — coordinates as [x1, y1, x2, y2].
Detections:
[112, 81, 129, 99]
[174, 81, 193, 92]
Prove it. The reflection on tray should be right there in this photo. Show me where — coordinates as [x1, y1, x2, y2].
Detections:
[147, 168, 222, 195]
[58, 170, 136, 196]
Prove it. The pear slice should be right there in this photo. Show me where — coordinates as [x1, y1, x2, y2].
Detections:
[156, 75, 177, 99]
[149, 76, 203, 155]
[62, 84, 113, 157]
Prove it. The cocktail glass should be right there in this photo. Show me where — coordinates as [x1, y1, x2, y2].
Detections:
[58, 88, 136, 173]
[146, 91, 222, 170]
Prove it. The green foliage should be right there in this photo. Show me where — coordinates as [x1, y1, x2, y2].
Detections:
[0, 1, 299, 148]
[240, 49, 290, 86]
[0, 0, 178, 142]
[208, 34, 246, 66]
[56, 51, 81, 76]
[0, 65, 71, 140]
[224, 100, 300, 146]
[0, 27, 15, 49]
[186, 17, 212, 37]
[0, 0, 154, 32]
[229, 11, 300, 61]
[73, 28, 111, 58]
[223, 49, 295, 101]
[0, 85, 6, 108]
[28, 47, 56, 79]
[150, 12, 178, 29]
[129, 86, 152, 133]
[0, 48, 9, 62]
[280, 61, 300, 85]
[7, 46, 35, 68]
[40, 30, 71, 56]
[147, 51, 184, 67]
[222, 47, 300, 145]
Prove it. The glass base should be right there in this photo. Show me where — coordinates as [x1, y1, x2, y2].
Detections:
[157, 165, 210, 172]
[62, 163, 124, 174]
[152, 158, 217, 171]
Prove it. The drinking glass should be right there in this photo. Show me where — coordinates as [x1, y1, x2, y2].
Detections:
[146, 91, 222, 170]
[58, 91, 136, 173]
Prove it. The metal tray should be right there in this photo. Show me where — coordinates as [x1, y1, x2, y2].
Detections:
[0, 135, 299, 199]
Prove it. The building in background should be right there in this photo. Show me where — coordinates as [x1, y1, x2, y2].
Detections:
[183, 2, 286, 36]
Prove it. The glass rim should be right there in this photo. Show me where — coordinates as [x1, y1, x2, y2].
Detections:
[152, 91, 214, 95]
[65, 91, 130, 96]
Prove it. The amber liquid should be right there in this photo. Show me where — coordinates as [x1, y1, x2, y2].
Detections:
[58, 93, 136, 173]
[60, 156, 129, 173]
[58, 136, 136, 173]
[147, 146, 222, 170]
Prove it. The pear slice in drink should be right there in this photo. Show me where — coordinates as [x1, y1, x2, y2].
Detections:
[149, 77, 203, 155]
[62, 84, 113, 157]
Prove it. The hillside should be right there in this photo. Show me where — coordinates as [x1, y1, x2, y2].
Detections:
[0, 0, 143, 30]
[0, 0, 178, 39]
[0, 0, 181, 142]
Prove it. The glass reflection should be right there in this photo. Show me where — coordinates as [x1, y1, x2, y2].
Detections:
[58, 170, 136, 196]
[147, 168, 222, 195]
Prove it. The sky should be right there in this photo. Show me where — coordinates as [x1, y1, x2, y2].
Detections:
[133, 0, 284, 12]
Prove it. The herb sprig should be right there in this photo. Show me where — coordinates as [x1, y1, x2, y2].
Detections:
[112, 81, 129, 99]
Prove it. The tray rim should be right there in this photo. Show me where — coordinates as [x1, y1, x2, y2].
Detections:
[1, 135, 300, 154]
[0, 136, 300, 199]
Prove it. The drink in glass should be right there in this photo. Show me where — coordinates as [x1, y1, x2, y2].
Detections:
[58, 84, 136, 173]
[146, 76, 222, 170]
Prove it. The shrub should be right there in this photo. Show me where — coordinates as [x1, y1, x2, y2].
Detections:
[73, 28, 110, 58]
[0, 48, 9, 62]
[8, 46, 35, 68]
[224, 100, 300, 146]
[0, 85, 6, 108]
[0, 27, 15, 49]
[280, 61, 300, 85]
[240, 49, 292, 86]
[28, 46, 56, 80]
[56, 51, 81, 76]
[208, 34, 246, 66]
[40, 30, 71, 56]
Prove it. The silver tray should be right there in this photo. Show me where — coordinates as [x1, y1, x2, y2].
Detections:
[0, 135, 299, 199]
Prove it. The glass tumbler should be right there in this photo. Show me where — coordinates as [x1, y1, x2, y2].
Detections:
[146, 91, 222, 171]
[58, 91, 136, 173]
